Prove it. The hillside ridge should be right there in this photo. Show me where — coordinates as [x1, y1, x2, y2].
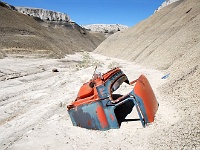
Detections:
[0, 2, 105, 58]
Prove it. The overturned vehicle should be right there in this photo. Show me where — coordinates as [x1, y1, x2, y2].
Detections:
[67, 67, 158, 130]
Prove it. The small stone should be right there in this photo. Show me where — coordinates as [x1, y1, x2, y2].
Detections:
[52, 68, 59, 72]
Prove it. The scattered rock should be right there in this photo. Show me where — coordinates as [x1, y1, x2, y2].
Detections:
[52, 68, 59, 72]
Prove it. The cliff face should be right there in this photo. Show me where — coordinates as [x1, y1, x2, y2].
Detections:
[16, 7, 71, 23]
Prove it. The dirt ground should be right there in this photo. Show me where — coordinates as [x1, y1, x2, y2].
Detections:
[1, 52, 198, 150]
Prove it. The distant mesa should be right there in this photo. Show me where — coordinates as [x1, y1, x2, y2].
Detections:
[82, 24, 128, 36]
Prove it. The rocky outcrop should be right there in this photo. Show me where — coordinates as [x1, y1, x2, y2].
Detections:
[16, 7, 71, 23]
[156, 0, 181, 12]
[82, 24, 128, 36]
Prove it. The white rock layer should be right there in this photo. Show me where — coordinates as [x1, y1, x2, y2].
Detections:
[82, 24, 128, 33]
[16, 7, 70, 22]
[156, 0, 181, 11]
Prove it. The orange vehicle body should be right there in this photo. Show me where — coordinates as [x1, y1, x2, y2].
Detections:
[67, 67, 158, 130]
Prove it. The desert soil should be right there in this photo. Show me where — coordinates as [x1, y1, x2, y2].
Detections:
[0, 52, 198, 150]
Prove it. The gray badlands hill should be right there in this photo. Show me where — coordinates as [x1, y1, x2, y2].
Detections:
[0, 3, 105, 58]
[95, 0, 200, 148]
[95, 0, 200, 71]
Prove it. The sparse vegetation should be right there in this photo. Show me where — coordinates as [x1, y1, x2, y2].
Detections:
[107, 61, 121, 69]
[76, 52, 103, 69]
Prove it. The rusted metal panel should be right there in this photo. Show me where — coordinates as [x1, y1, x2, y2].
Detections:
[68, 100, 119, 130]
[134, 75, 158, 123]
[67, 68, 159, 130]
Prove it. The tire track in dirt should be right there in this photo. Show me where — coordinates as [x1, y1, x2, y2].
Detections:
[0, 58, 76, 149]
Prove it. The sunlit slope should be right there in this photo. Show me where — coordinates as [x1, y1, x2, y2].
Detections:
[95, 0, 200, 70]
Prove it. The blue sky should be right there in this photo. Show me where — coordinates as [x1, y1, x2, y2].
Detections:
[3, 0, 165, 27]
